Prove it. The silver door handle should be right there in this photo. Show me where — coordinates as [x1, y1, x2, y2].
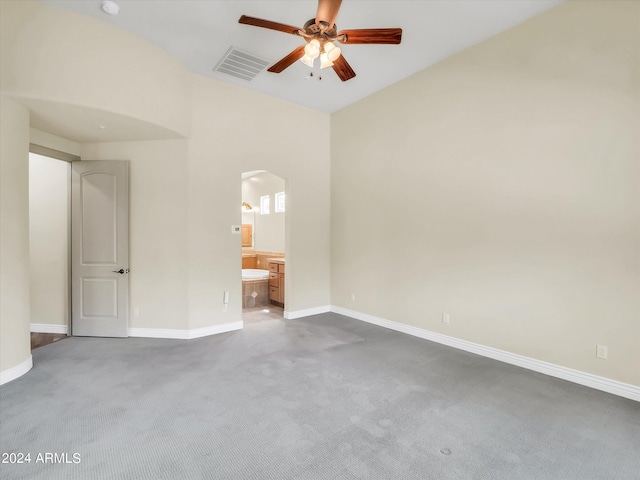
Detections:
[112, 268, 130, 274]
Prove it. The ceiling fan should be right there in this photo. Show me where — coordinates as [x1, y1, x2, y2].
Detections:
[238, 0, 402, 82]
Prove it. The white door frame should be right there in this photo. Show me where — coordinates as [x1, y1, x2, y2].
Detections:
[29, 144, 79, 335]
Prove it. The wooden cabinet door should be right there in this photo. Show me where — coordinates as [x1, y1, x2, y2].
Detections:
[241, 224, 252, 247]
[242, 257, 256, 269]
[279, 273, 285, 304]
[269, 286, 279, 302]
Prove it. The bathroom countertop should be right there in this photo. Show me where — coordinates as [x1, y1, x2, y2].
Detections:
[267, 258, 285, 263]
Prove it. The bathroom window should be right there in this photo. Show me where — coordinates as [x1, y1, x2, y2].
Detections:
[260, 195, 270, 215]
[275, 191, 285, 213]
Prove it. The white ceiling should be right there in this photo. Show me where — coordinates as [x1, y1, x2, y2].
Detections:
[43, 0, 563, 114]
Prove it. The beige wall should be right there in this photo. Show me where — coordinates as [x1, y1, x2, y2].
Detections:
[331, 1, 640, 386]
[242, 172, 286, 253]
[29, 153, 69, 328]
[186, 76, 330, 327]
[0, 97, 31, 376]
[80, 140, 191, 331]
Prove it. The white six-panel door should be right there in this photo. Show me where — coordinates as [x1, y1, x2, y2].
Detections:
[71, 160, 129, 337]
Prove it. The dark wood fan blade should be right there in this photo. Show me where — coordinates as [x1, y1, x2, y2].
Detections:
[316, 0, 342, 28]
[338, 28, 403, 44]
[332, 55, 356, 82]
[238, 15, 301, 35]
[267, 45, 306, 73]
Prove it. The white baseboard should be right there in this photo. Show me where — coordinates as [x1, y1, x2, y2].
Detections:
[284, 305, 331, 320]
[30, 323, 68, 334]
[128, 321, 243, 340]
[187, 321, 243, 339]
[0, 355, 33, 386]
[330, 305, 640, 402]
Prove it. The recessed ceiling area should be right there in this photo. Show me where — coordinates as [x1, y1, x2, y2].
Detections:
[20, 97, 185, 143]
[42, 0, 564, 113]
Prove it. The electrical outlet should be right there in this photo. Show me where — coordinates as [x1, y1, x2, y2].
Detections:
[134, 307, 141, 317]
[596, 344, 608, 359]
[351, 293, 356, 302]
[442, 312, 450, 324]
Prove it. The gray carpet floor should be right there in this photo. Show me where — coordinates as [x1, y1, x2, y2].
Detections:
[1, 310, 639, 480]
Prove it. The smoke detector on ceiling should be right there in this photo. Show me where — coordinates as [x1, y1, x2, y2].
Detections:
[101, 1, 119, 16]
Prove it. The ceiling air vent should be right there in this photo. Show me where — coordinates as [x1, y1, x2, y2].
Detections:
[213, 47, 270, 81]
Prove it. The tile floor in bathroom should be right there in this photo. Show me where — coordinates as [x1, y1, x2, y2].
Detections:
[242, 305, 284, 325]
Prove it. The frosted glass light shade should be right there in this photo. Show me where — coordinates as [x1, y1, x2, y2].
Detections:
[320, 53, 334, 69]
[324, 41, 342, 62]
[300, 54, 315, 67]
[304, 39, 320, 59]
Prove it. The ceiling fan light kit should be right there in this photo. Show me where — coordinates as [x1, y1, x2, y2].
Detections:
[305, 39, 321, 59]
[325, 42, 341, 61]
[300, 54, 315, 68]
[320, 53, 333, 69]
[238, 0, 402, 82]
[301, 39, 341, 69]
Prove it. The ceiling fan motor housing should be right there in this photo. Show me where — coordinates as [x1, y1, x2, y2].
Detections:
[301, 19, 339, 42]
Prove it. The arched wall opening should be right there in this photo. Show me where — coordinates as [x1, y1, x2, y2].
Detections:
[240, 171, 287, 323]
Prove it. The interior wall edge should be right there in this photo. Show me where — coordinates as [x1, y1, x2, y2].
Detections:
[283, 305, 332, 320]
[0, 355, 32, 386]
[30, 128, 81, 157]
[0, 96, 32, 377]
[29, 144, 80, 162]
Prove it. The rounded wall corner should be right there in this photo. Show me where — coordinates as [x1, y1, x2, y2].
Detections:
[0, 355, 33, 386]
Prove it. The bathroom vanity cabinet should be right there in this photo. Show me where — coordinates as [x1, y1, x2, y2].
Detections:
[268, 259, 285, 307]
